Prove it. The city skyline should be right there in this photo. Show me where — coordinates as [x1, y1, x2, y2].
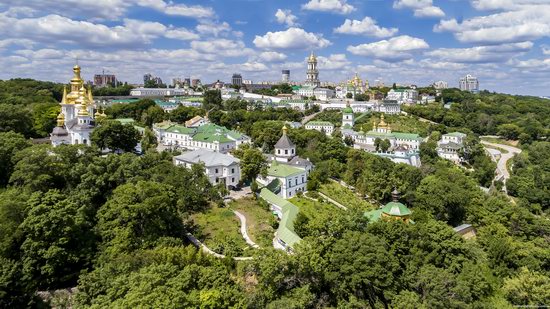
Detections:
[0, 0, 549, 95]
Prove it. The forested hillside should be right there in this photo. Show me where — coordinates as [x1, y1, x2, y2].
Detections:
[0, 84, 549, 307]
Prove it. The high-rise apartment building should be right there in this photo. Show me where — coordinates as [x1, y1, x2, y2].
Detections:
[282, 70, 290, 83]
[232, 73, 243, 87]
[459, 75, 479, 93]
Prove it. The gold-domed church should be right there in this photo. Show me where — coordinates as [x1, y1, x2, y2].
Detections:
[336, 72, 369, 99]
[50, 65, 103, 146]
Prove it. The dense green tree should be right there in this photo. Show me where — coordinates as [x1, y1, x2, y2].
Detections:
[96, 181, 185, 256]
[203, 90, 223, 111]
[31, 103, 60, 137]
[327, 231, 399, 308]
[140, 104, 165, 126]
[0, 131, 32, 186]
[415, 168, 481, 225]
[232, 144, 267, 183]
[20, 190, 95, 289]
[503, 267, 550, 306]
[497, 123, 522, 140]
[169, 105, 204, 123]
[0, 104, 34, 137]
[91, 120, 140, 153]
[10, 144, 95, 192]
[141, 127, 158, 152]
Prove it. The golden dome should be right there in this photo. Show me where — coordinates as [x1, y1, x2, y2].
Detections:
[56, 112, 65, 127]
[308, 51, 316, 62]
[282, 125, 288, 135]
[77, 104, 89, 117]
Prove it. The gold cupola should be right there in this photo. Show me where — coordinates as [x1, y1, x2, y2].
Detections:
[56, 112, 65, 127]
[308, 51, 316, 62]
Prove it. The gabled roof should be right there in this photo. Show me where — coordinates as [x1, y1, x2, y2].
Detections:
[306, 121, 334, 127]
[185, 115, 204, 126]
[174, 149, 239, 167]
[445, 132, 467, 138]
[259, 188, 301, 247]
[268, 162, 304, 178]
[166, 125, 195, 135]
[275, 134, 295, 149]
[393, 132, 422, 140]
[192, 132, 233, 143]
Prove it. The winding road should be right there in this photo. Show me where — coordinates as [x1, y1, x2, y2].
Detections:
[480, 139, 522, 183]
[233, 210, 260, 248]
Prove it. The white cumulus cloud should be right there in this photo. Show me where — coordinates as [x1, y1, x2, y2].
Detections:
[275, 9, 298, 27]
[426, 42, 533, 63]
[334, 17, 398, 38]
[302, 0, 355, 15]
[253, 27, 331, 50]
[393, 0, 445, 18]
[258, 51, 288, 63]
[347, 35, 429, 61]
[434, 4, 550, 44]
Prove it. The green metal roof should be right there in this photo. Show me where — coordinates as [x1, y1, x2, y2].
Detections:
[115, 118, 136, 124]
[382, 201, 412, 216]
[343, 106, 353, 113]
[291, 86, 301, 91]
[111, 99, 140, 104]
[260, 188, 301, 247]
[192, 132, 232, 143]
[364, 201, 412, 222]
[306, 121, 334, 126]
[393, 132, 421, 140]
[166, 125, 195, 134]
[268, 162, 304, 178]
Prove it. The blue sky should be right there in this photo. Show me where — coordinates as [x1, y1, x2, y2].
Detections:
[0, 0, 549, 95]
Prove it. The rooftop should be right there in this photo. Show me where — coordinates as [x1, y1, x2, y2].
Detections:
[306, 121, 334, 127]
[260, 188, 301, 247]
[174, 149, 239, 167]
[268, 162, 304, 178]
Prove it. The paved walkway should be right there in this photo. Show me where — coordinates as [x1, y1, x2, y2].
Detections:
[480, 140, 522, 182]
[185, 233, 253, 261]
[301, 111, 322, 124]
[233, 211, 260, 248]
[318, 192, 348, 211]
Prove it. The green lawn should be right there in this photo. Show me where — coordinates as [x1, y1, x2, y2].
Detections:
[228, 198, 276, 248]
[290, 196, 342, 221]
[190, 205, 249, 255]
[319, 181, 376, 211]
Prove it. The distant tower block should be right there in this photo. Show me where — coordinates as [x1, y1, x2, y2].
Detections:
[282, 69, 290, 83]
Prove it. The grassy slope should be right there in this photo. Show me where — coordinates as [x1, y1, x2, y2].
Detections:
[229, 198, 275, 247]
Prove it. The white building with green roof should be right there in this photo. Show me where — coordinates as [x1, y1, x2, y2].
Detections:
[305, 121, 335, 136]
[153, 121, 251, 153]
[437, 132, 466, 163]
[353, 115, 423, 152]
[257, 160, 307, 199]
